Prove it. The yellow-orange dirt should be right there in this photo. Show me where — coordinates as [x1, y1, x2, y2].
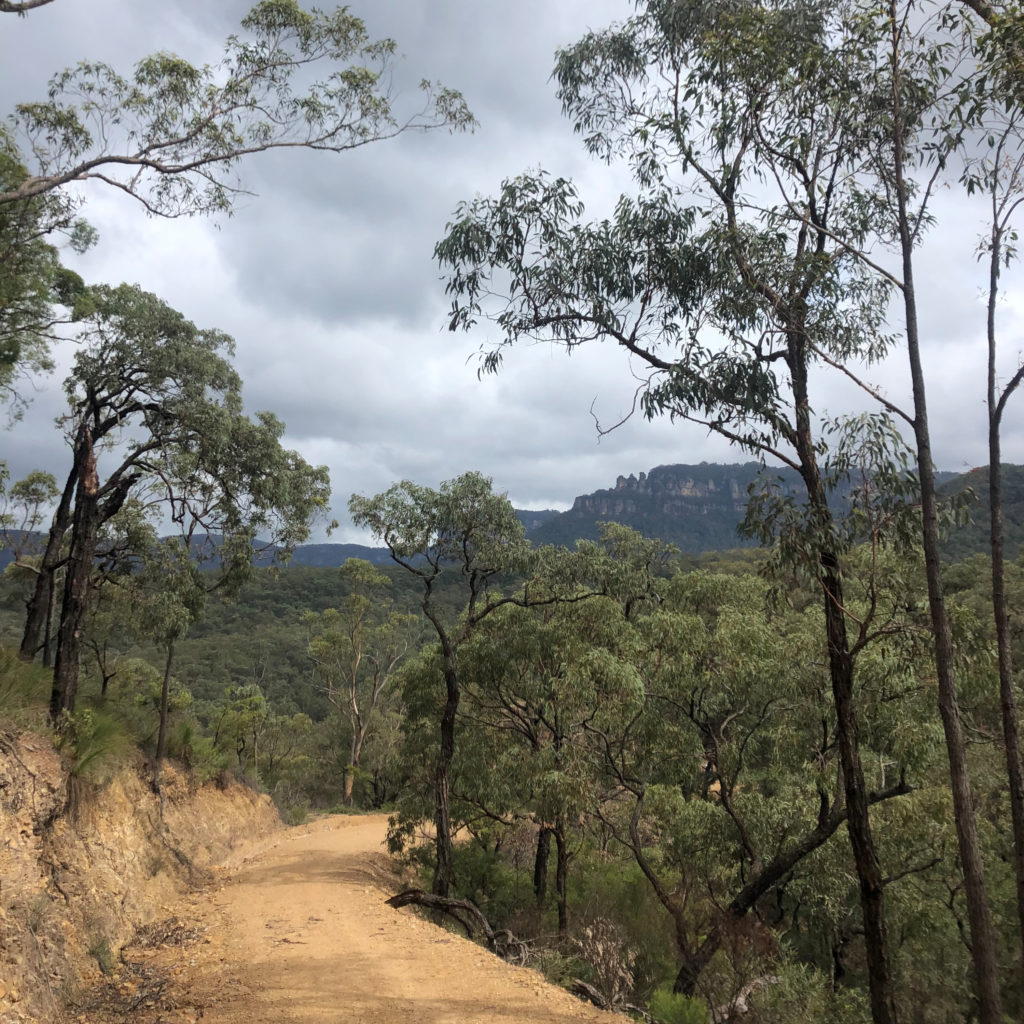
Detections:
[87, 814, 620, 1024]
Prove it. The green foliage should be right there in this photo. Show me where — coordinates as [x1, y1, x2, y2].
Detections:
[429, 5, 1020, 1012]
[170, 722, 228, 784]
[748, 964, 872, 1024]
[56, 705, 132, 783]
[0, 643, 48, 719]
[304, 558, 419, 806]
[0, 126, 90, 414]
[647, 987, 706, 1024]
[60, 282, 331, 566]
[5, 2, 473, 217]
[381, 523, 977, 1014]
[86, 934, 116, 976]
[27, 281, 332, 720]
[211, 683, 270, 778]
[350, 471, 533, 592]
[570, 854, 676, 999]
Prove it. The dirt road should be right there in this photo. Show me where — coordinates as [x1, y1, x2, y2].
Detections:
[92, 814, 619, 1024]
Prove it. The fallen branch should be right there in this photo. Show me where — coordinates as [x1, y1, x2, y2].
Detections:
[570, 979, 651, 1020]
[570, 979, 609, 1008]
[386, 888, 493, 941]
[384, 888, 528, 962]
[714, 975, 782, 1020]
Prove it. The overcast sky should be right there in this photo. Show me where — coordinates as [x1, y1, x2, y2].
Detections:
[2, 0, 1021, 543]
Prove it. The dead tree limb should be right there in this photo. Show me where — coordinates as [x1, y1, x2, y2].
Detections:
[384, 888, 528, 961]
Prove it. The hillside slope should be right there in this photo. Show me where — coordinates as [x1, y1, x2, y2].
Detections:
[530, 462, 783, 551]
[0, 734, 281, 1023]
[939, 463, 1024, 560]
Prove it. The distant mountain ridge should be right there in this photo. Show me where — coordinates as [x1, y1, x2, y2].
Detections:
[530, 462, 798, 551]
[0, 464, 1007, 570]
[937, 464, 1024, 560]
[530, 461, 957, 552]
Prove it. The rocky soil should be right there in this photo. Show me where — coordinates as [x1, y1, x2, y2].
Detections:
[0, 731, 281, 1024]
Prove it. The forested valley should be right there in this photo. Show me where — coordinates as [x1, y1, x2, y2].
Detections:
[6, 1, 1024, 1023]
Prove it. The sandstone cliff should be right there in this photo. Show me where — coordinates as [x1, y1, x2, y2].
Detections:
[530, 462, 802, 551]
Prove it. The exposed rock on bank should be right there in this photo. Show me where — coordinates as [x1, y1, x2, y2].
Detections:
[0, 732, 281, 1024]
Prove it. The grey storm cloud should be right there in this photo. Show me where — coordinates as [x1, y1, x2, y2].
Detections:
[1, 0, 1022, 542]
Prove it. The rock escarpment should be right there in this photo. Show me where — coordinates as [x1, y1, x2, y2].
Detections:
[531, 462, 803, 551]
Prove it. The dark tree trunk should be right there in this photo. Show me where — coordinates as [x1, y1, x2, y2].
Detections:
[787, 317, 898, 1024]
[822, 570, 896, 1024]
[156, 642, 175, 761]
[42, 566, 58, 668]
[555, 820, 569, 938]
[49, 431, 101, 723]
[21, 465, 76, 663]
[431, 651, 460, 898]
[889, 16, 1003, 1016]
[371, 768, 388, 809]
[48, 426, 136, 727]
[674, 924, 722, 995]
[97, 650, 116, 697]
[986, 228, 1024, 969]
[988, 454, 1024, 966]
[534, 826, 552, 908]
[671, 775, 912, 996]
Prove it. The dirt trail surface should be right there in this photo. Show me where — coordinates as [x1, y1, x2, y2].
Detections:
[87, 814, 618, 1024]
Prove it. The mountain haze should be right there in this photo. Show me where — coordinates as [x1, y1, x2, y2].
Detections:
[0, 463, 1003, 571]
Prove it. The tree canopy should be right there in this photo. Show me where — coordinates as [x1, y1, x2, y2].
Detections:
[20, 283, 330, 720]
[2, 0, 474, 217]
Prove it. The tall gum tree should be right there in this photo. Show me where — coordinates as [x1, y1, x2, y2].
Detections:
[435, 4, 916, 1017]
[823, 5, 1015, 1017]
[350, 472, 599, 899]
[350, 473, 536, 898]
[948, 40, 1024, 973]
[936, 0, 1024, 984]
[20, 283, 330, 723]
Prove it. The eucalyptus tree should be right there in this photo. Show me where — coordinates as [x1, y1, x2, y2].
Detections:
[0, 469, 57, 571]
[0, 127, 89, 414]
[575, 563, 935, 1009]
[131, 537, 206, 763]
[846, 7, 1018, 1016]
[435, 4, 914, 1017]
[19, 282, 330, 724]
[350, 472, 542, 898]
[925, 2, 1024, 983]
[956, 77, 1024, 965]
[1, 0, 473, 218]
[434, 593, 641, 936]
[304, 558, 418, 806]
